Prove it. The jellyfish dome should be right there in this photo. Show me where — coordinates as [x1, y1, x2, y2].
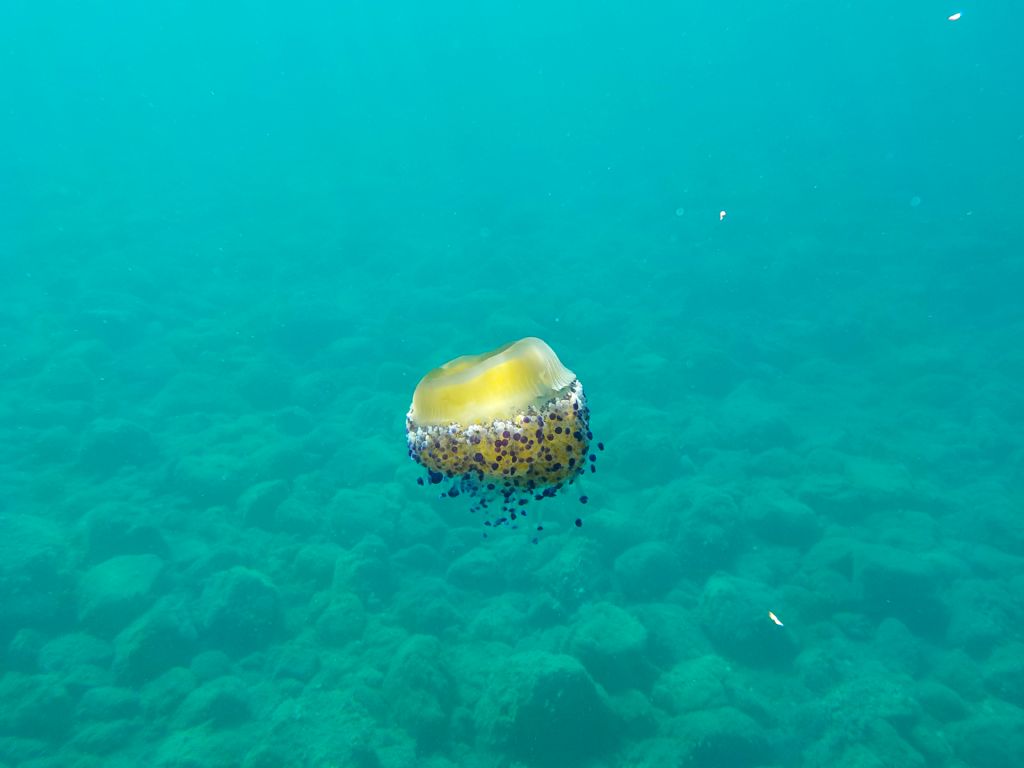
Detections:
[406, 337, 599, 533]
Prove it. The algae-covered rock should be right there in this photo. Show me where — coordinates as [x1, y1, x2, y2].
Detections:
[171, 451, 251, 505]
[272, 644, 320, 683]
[985, 641, 1024, 708]
[445, 547, 504, 593]
[259, 688, 383, 768]
[5, 629, 45, 672]
[315, 591, 367, 646]
[949, 700, 1024, 768]
[78, 503, 170, 564]
[699, 573, 798, 666]
[672, 706, 770, 768]
[69, 718, 137, 756]
[946, 577, 1018, 657]
[78, 418, 159, 475]
[474, 651, 617, 765]
[0, 514, 72, 636]
[190, 649, 233, 682]
[565, 601, 649, 692]
[652, 654, 731, 716]
[174, 675, 252, 728]
[0, 673, 74, 740]
[198, 567, 283, 654]
[113, 599, 197, 684]
[392, 577, 462, 637]
[153, 723, 252, 768]
[383, 635, 454, 749]
[743, 492, 822, 548]
[77, 554, 164, 635]
[76, 685, 141, 721]
[674, 489, 744, 579]
[141, 666, 197, 718]
[38, 632, 113, 676]
[238, 479, 291, 529]
[858, 544, 949, 634]
[913, 680, 967, 723]
[332, 535, 395, 603]
[613, 542, 679, 600]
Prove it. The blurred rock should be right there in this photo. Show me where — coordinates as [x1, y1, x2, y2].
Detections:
[76, 686, 141, 721]
[198, 567, 284, 654]
[332, 536, 394, 603]
[743, 492, 822, 548]
[113, 599, 197, 684]
[77, 554, 164, 635]
[674, 706, 770, 768]
[613, 542, 679, 600]
[652, 655, 731, 716]
[78, 503, 170, 564]
[683, 347, 744, 397]
[857, 544, 949, 635]
[78, 418, 159, 475]
[174, 676, 252, 728]
[875, 618, 926, 676]
[315, 591, 367, 646]
[0, 674, 74, 740]
[718, 381, 796, 451]
[474, 651, 617, 765]
[291, 543, 344, 590]
[238, 479, 291, 529]
[565, 602, 649, 692]
[445, 547, 504, 594]
[272, 644, 320, 684]
[273, 406, 315, 436]
[383, 635, 454, 750]
[6, 629, 45, 673]
[190, 650, 233, 682]
[171, 452, 251, 505]
[37, 355, 97, 402]
[141, 667, 197, 719]
[945, 578, 1017, 657]
[0, 514, 72, 637]
[632, 602, 710, 669]
[949, 701, 1024, 768]
[914, 680, 967, 723]
[985, 642, 1024, 708]
[69, 719, 137, 756]
[699, 573, 798, 666]
[38, 632, 113, 676]
[327, 488, 400, 549]
[392, 578, 461, 637]
[674, 489, 744, 579]
[535, 537, 608, 613]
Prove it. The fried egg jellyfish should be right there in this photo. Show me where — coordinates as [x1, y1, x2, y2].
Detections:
[406, 337, 600, 535]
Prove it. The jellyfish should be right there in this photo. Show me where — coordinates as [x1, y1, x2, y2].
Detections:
[406, 337, 600, 534]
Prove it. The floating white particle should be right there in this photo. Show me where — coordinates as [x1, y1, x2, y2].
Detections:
[719, 210, 727, 221]
[768, 611, 784, 627]
[948, 12, 961, 21]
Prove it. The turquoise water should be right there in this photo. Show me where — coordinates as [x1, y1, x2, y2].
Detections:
[3, 1, 1024, 765]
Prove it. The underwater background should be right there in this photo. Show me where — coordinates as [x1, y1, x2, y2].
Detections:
[3, 0, 1024, 766]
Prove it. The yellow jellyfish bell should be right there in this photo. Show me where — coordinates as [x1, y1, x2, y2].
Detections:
[406, 337, 597, 531]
